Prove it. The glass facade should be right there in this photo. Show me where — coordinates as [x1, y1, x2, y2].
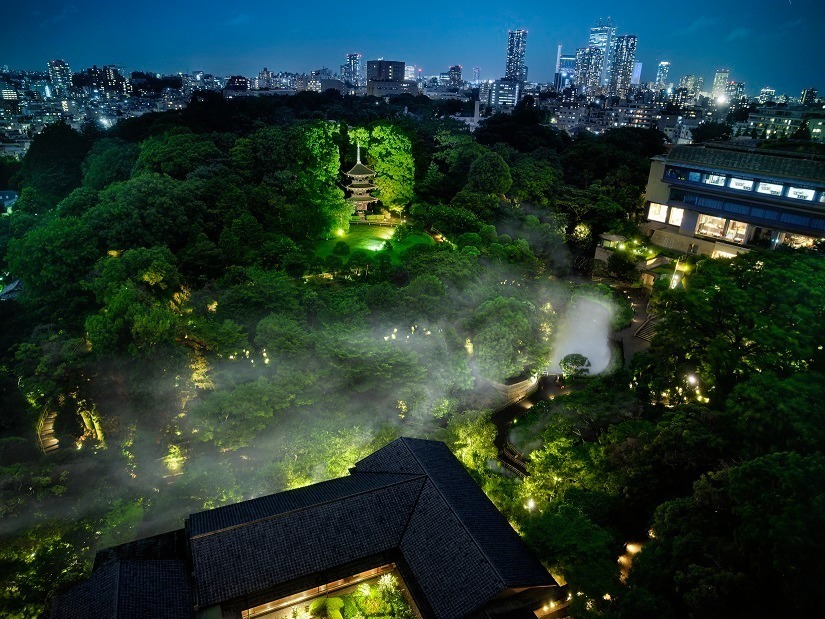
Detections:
[697, 215, 748, 243]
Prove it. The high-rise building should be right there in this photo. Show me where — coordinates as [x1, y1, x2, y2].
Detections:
[555, 54, 577, 91]
[679, 74, 697, 96]
[472, 67, 481, 85]
[631, 62, 643, 86]
[404, 65, 416, 81]
[47, 59, 72, 98]
[656, 61, 670, 89]
[589, 18, 616, 87]
[341, 53, 361, 86]
[801, 87, 818, 105]
[607, 35, 637, 98]
[712, 69, 730, 100]
[505, 29, 528, 82]
[575, 46, 603, 96]
[367, 60, 405, 82]
[448, 65, 462, 88]
[758, 86, 776, 104]
[725, 81, 746, 104]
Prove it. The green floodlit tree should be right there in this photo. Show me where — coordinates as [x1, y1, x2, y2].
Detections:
[350, 124, 415, 213]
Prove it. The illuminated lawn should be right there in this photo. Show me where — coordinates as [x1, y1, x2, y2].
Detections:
[314, 225, 434, 264]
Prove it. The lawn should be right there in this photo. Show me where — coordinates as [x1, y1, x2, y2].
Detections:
[314, 225, 434, 264]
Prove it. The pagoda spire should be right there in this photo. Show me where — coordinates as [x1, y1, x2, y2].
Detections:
[356, 142, 361, 164]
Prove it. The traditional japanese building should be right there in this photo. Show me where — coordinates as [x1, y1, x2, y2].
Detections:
[50, 438, 564, 619]
[345, 144, 378, 219]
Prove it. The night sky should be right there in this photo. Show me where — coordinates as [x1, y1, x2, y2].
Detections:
[4, 0, 824, 95]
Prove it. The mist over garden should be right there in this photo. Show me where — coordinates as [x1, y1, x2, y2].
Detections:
[1, 92, 823, 618]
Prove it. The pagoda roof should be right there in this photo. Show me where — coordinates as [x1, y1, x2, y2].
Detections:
[346, 162, 376, 176]
[348, 182, 377, 189]
[350, 195, 379, 202]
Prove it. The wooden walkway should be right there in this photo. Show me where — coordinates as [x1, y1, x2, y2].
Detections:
[38, 411, 59, 454]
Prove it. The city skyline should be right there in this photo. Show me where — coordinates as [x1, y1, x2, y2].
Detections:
[3, 0, 824, 95]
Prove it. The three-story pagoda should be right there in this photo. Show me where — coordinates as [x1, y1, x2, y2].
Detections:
[344, 143, 378, 219]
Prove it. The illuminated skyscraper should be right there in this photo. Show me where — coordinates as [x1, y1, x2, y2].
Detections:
[505, 29, 528, 82]
[472, 67, 480, 85]
[589, 18, 616, 86]
[607, 35, 637, 97]
[555, 54, 576, 91]
[448, 65, 462, 88]
[655, 61, 670, 88]
[47, 59, 72, 98]
[679, 74, 697, 96]
[712, 69, 730, 100]
[341, 53, 361, 86]
[575, 46, 603, 96]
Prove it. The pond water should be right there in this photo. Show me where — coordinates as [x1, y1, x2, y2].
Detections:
[548, 297, 614, 376]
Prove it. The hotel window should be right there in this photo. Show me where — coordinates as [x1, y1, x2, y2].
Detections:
[668, 207, 684, 226]
[697, 214, 726, 238]
[702, 174, 726, 186]
[724, 220, 748, 244]
[729, 178, 754, 191]
[756, 182, 783, 196]
[648, 202, 668, 223]
[788, 187, 815, 201]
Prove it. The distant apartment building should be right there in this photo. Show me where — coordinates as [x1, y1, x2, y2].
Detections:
[366, 60, 418, 96]
[575, 46, 603, 97]
[736, 108, 825, 141]
[505, 29, 528, 83]
[490, 78, 520, 108]
[644, 143, 825, 257]
[607, 35, 637, 98]
[47, 59, 72, 98]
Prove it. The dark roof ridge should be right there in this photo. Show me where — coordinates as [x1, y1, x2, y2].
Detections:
[189, 474, 426, 540]
[397, 437, 509, 589]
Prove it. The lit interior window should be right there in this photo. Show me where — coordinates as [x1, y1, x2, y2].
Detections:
[788, 187, 815, 201]
[702, 174, 726, 186]
[756, 182, 783, 196]
[729, 178, 754, 191]
[668, 207, 684, 226]
[648, 202, 668, 223]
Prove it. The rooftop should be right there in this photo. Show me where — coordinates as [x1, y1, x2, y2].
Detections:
[666, 143, 825, 183]
[51, 438, 559, 619]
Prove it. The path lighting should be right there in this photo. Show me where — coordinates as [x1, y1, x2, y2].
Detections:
[526, 498, 536, 511]
[687, 374, 697, 385]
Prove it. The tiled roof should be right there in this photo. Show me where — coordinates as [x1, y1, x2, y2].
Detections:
[52, 439, 558, 619]
[49, 560, 193, 619]
[668, 144, 825, 183]
[189, 475, 427, 607]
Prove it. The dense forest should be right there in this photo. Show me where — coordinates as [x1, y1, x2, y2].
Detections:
[0, 91, 823, 618]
